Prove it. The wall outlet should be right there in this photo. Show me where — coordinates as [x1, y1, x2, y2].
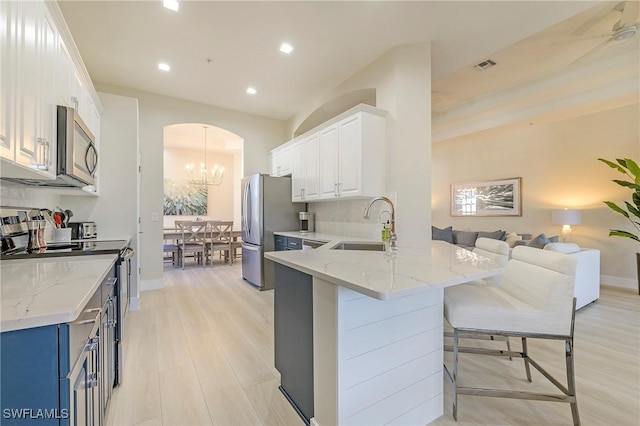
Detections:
[151, 212, 159, 222]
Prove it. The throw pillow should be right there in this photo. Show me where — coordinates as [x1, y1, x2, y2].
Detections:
[453, 230, 479, 247]
[478, 230, 506, 241]
[544, 242, 580, 254]
[549, 235, 559, 243]
[528, 233, 552, 249]
[505, 232, 522, 248]
[513, 240, 528, 247]
[432, 225, 454, 243]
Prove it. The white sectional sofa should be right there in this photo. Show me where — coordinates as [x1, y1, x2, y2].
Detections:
[544, 243, 600, 310]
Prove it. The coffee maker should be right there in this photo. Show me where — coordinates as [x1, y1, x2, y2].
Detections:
[299, 212, 314, 234]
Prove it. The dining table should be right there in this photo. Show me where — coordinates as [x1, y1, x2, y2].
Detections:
[163, 227, 243, 266]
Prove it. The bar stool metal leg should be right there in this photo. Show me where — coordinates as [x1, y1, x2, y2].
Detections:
[522, 337, 532, 382]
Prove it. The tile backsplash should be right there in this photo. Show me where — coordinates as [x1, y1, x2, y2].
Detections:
[0, 182, 62, 210]
[309, 198, 392, 239]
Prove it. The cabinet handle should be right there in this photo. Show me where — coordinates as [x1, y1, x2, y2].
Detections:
[36, 138, 49, 171]
[87, 378, 99, 388]
[337, 182, 341, 196]
[71, 96, 79, 110]
[334, 183, 338, 197]
[301, 188, 305, 199]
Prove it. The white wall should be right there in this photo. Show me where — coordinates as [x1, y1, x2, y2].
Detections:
[432, 103, 640, 287]
[61, 92, 140, 304]
[293, 43, 433, 248]
[94, 83, 286, 290]
[162, 146, 235, 228]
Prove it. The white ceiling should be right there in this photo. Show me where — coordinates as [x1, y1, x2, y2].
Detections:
[163, 123, 243, 153]
[57, 0, 603, 122]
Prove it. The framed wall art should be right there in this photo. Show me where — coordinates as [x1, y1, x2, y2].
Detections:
[163, 178, 208, 216]
[450, 177, 522, 217]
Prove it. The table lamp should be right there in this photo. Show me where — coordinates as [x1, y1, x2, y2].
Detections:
[551, 209, 581, 242]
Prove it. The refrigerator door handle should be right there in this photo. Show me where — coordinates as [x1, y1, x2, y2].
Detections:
[242, 243, 260, 251]
[247, 181, 252, 235]
[242, 181, 247, 235]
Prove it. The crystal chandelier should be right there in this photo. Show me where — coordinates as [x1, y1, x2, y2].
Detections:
[185, 126, 224, 186]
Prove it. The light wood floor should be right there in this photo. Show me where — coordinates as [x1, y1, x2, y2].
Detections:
[106, 262, 640, 426]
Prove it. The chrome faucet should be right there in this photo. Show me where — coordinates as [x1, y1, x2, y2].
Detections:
[363, 196, 397, 251]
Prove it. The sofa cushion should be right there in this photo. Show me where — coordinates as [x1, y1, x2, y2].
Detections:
[432, 225, 454, 243]
[528, 233, 552, 249]
[478, 230, 506, 241]
[453, 230, 479, 247]
[505, 232, 522, 248]
[544, 242, 581, 254]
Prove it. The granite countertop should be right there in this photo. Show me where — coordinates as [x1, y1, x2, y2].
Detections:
[265, 239, 503, 300]
[1, 254, 118, 332]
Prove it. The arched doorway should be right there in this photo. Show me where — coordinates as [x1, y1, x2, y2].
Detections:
[162, 123, 244, 263]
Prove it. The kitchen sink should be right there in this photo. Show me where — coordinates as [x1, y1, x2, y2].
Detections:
[330, 241, 386, 251]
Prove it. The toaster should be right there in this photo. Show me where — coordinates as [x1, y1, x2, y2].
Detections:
[69, 222, 97, 240]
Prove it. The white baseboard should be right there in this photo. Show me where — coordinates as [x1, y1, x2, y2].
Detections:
[601, 275, 637, 290]
[139, 278, 165, 292]
[129, 297, 140, 311]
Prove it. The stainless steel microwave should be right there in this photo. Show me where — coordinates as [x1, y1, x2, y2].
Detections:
[56, 105, 97, 187]
[1, 106, 97, 188]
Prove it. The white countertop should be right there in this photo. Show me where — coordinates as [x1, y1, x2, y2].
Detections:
[265, 239, 503, 300]
[1, 254, 118, 332]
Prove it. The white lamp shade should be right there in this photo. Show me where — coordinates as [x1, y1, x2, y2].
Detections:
[551, 209, 581, 225]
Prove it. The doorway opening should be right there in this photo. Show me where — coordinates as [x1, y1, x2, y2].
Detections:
[162, 123, 244, 256]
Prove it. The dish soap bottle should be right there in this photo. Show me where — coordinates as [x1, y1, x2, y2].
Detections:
[381, 220, 391, 249]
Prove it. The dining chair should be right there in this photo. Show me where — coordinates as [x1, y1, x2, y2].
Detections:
[175, 220, 207, 269]
[443, 246, 580, 425]
[206, 220, 233, 266]
[163, 230, 181, 267]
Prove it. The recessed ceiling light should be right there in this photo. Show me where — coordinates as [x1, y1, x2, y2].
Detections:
[163, 0, 179, 12]
[158, 63, 171, 72]
[280, 43, 294, 54]
[246, 87, 257, 95]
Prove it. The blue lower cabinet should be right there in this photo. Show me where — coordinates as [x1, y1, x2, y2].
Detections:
[0, 325, 66, 425]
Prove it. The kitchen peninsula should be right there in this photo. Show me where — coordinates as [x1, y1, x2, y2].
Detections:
[265, 239, 503, 426]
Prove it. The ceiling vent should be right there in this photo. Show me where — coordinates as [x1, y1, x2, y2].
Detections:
[474, 59, 497, 71]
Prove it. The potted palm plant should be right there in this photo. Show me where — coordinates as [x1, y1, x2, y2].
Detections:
[598, 158, 640, 294]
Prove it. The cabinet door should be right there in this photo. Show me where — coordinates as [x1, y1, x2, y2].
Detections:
[337, 113, 362, 197]
[304, 133, 319, 200]
[318, 123, 339, 199]
[290, 140, 305, 202]
[0, 0, 15, 160]
[71, 354, 89, 426]
[57, 38, 74, 106]
[15, 0, 39, 169]
[279, 145, 292, 176]
[36, 7, 57, 176]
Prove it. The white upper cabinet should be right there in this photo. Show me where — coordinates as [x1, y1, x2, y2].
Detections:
[291, 140, 305, 202]
[271, 141, 293, 177]
[318, 123, 339, 198]
[291, 132, 320, 203]
[318, 107, 386, 201]
[10, 1, 57, 178]
[304, 132, 319, 200]
[0, 0, 101, 182]
[0, 0, 15, 162]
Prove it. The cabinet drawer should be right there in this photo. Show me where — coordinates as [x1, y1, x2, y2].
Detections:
[275, 235, 287, 246]
[287, 237, 302, 250]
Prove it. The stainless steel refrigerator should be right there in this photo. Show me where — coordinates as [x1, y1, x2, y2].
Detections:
[241, 174, 304, 290]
